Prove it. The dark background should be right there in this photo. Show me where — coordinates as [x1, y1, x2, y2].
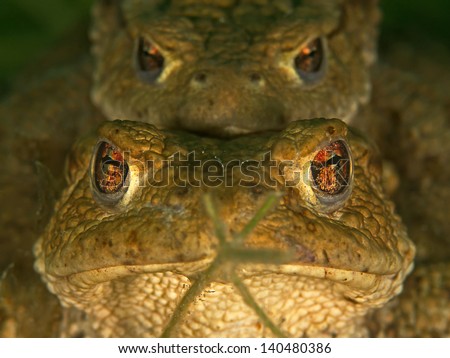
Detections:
[0, 0, 448, 96]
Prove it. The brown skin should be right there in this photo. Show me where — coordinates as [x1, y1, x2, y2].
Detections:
[359, 62, 450, 337]
[359, 64, 450, 263]
[0, 60, 105, 271]
[0, 0, 380, 273]
[0, 0, 449, 337]
[91, 0, 379, 135]
[34, 119, 414, 337]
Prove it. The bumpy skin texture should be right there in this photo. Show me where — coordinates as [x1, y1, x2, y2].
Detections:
[0, 61, 104, 267]
[359, 63, 450, 337]
[0, 0, 379, 273]
[91, 0, 379, 135]
[0, 61, 106, 337]
[0, 0, 449, 337]
[360, 65, 450, 263]
[34, 119, 414, 337]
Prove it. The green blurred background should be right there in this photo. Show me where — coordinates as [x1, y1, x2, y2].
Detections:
[0, 0, 449, 97]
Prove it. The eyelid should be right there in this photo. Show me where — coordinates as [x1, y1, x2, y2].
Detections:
[293, 37, 327, 84]
[135, 37, 165, 83]
[310, 139, 354, 213]
[90, 140, 130, 207]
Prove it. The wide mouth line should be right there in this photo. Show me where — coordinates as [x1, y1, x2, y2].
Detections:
[56, 260, 392, 292]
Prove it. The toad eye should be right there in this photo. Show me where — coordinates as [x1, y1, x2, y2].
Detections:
[136, 37, 165, 82]
[310, 140, 353, 208]
[294, 38, 326, 83]
[91, 141, 129, 205]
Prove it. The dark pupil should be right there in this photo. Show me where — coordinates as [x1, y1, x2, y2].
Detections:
[138, 38, 164, 72]
[95, 143, 129, 194]
[311, 141, 350, 195]
[295, 38, 323, 73]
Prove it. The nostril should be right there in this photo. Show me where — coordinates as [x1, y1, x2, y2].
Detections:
[249, 72, 263, 84]
[193, 72, 208, 84]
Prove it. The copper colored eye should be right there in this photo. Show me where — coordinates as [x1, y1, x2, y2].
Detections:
[137, 37, 165, 76]
[294, 38, 325, 81]
[310, 140, 351, 195]
[93, 142, 129, 195]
